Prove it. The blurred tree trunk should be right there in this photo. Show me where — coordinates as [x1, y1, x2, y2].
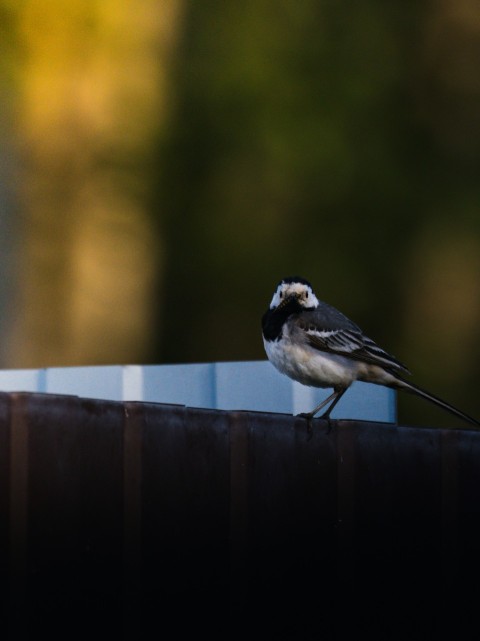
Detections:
[0, 95, 19, 367]
[6, 0, 183, 368]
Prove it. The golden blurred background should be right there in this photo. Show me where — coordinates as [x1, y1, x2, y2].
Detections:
[0, 0, 479, 426]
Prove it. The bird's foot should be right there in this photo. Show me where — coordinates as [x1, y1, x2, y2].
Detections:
[296, 412, 315, 437]
[297, 412, 315, 420]
[319, 412, 336, 434]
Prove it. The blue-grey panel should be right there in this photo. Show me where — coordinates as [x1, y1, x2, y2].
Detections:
[141, 363, 215, 408]
[289, 380, 396, 421]
[45, 366, 125, 401]
[0, 361, 397, 423]
[211, 361, 395, 422]
[252, 364, 396, 422]
[0, 368, 44, 393]
[214, 361, 293, 413]
[328, 381, 396, 422]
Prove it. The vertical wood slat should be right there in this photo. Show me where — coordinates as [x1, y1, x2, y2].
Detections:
[229, 412, 249, 618]
[441, 429, 459, 577]
[122, 402, 144, 634]
[335, 421, 356, 636]
[9, 394, 29, 641]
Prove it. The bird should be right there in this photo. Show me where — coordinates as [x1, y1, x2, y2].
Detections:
[261, 276, 480, 427]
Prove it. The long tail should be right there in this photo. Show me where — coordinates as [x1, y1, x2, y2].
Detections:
[394, 378, 480, 427]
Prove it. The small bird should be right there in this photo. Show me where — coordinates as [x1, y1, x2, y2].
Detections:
[262, 276, 480, 426]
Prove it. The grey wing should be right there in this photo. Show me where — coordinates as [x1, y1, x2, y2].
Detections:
[295, 308, 410, 375]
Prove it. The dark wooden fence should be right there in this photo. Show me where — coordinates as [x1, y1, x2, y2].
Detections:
[2, 392, 480, 640]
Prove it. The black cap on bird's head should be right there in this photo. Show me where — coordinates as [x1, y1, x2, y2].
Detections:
[279, 276, 313, 288]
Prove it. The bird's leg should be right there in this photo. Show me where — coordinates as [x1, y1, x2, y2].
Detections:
[319, 389, 347, 433]
[319, 389, 347, 420]
[297, 389, 341, 420]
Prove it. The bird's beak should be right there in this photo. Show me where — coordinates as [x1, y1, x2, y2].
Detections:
[276, 293, 297, 310]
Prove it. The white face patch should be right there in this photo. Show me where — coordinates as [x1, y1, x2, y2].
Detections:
[270, 281, 320, 310]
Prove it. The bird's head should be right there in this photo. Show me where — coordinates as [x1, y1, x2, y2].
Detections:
[269, 276, 319, 311]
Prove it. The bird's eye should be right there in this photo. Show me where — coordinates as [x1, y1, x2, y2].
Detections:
[305, 291, 309, 299]
[279, 291, 283, 298]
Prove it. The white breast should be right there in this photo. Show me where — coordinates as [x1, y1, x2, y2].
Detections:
[263, 335, 359, 389]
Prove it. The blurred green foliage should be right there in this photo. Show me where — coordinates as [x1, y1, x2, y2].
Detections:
[157, 0, 480, 426]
